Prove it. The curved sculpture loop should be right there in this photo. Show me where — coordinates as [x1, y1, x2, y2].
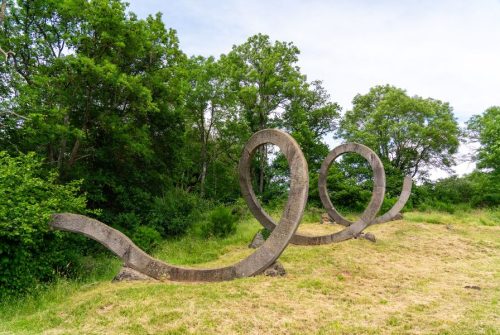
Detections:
[51, 129, 309, 282]
[241, 142, 386, 245]
[319, 160, 412, 228]
[370, 176, 412, 225]
[241, 141, 412, 245]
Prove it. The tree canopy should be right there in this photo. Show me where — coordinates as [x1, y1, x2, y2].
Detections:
[467, 106, 500, 173]
[338, 85, 460, 180]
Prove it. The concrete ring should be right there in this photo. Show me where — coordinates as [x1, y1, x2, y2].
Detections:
[318, 143, 386, 227]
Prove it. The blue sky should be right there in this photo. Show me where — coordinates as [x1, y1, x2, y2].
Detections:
[127, 0, 500, 177]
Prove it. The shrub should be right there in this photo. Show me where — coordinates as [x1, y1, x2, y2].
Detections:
[131, 226, 162, 252]
[380, 197, 398, 214]
[260, 227, 271, 240]
[113, 211, 143, 232]
[148, 188, 205, 237]
[201, 206, 238, 238]
[0, 152, 88, 299]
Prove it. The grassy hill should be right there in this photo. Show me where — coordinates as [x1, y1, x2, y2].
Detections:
[1, 210, 499, 335]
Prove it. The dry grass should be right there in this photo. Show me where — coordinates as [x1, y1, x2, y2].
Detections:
[1, 210, 499, 335]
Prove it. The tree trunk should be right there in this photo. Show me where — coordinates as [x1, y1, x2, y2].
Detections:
[57, 114, 69, 173]
[199, 105, 209, 197]
[200, 142, 207, 196]
[259, 144, 266, 194]
[0, 0, 6, 24]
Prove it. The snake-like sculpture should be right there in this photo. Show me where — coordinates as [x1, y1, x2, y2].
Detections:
[50, 129, 308, 282]
[50, 129, 412, 280]
[241, 142, 412, 245]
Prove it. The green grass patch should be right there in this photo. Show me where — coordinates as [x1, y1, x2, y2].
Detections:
[0, 209, 499, 334]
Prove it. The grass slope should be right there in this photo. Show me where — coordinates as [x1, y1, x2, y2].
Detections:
[0, 210, 499, 335]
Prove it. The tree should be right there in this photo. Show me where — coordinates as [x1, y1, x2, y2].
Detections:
[220, 34, 340, 195]
[0, 0, 189, 226]
[338, 85, 460, 180]
[183, 56, 232, 196]
[220, 34, 304, 193]
[282, 80, 341, 171]
[467, 106, 500, 173]
[0, 0, 14, 62]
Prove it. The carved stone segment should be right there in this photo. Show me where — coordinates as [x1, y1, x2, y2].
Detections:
[240, 142, 385, 245]
[50, 129, 308, 282]
[371, 176, 412, 225]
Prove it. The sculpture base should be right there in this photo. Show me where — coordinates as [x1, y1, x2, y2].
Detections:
[113, 266, 156, 282]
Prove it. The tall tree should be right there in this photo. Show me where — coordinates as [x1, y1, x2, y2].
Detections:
[220, 34, 340, 194]
[220, 34, 304, 193]
[0, 0, 14, 61]
[184, 56, 234, 196]
[282, 79, 341, 171]
[338, 85, 460, 180]
[467, 106, 500, 173]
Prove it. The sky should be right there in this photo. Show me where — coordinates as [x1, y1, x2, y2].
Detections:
[128, 0, 500, 178]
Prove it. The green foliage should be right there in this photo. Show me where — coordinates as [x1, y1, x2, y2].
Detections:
[259, 228, 271, 240]
[380, 197, 398, 214]
[467, 106, 500, 172]
[413, 171, 499, 210]
[131, 226, 162, 253]
[148, 189, 207, 237]
[201, 206, 238, 238]
[0, 152, 88, 299]
[309, 154, 373, 213]
[220, 34, 340, 196]
[1, 0, 498, 305]
[338, 85, 460, 180]
[1, 0, 188, 228]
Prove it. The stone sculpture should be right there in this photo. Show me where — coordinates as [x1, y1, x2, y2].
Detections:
[242, 142, 387, 245]
[318, 145, 412, 228]
[241, 142, 412, 245]
[50, 129, 412, 281]
[50, 129, 308, 282]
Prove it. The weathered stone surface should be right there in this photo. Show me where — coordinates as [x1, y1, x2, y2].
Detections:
[393, 213, 404, 221]
[358, 232, 376, 243]
[51, 129, 308, 282]
[113, 266, 156, 282]
[263, 261, 286, 277]
[248, 231, 265, 249]
[319, 143, 386, 229]
[320, 213, 333, 224]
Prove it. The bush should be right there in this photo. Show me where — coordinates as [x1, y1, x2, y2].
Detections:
[380, 197, 398, 214]
[260, 227, 271, 240]
[148, 188, 206, 237]
[131, 226, 162, 252]
[411, 171, 499, 211]
[0, 152, 89, 299]
[201, 206, 238, 238]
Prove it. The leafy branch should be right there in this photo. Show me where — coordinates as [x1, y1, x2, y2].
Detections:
[0, 0, 15, 62]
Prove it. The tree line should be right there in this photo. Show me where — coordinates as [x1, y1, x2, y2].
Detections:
[0, 0, 498, 297]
